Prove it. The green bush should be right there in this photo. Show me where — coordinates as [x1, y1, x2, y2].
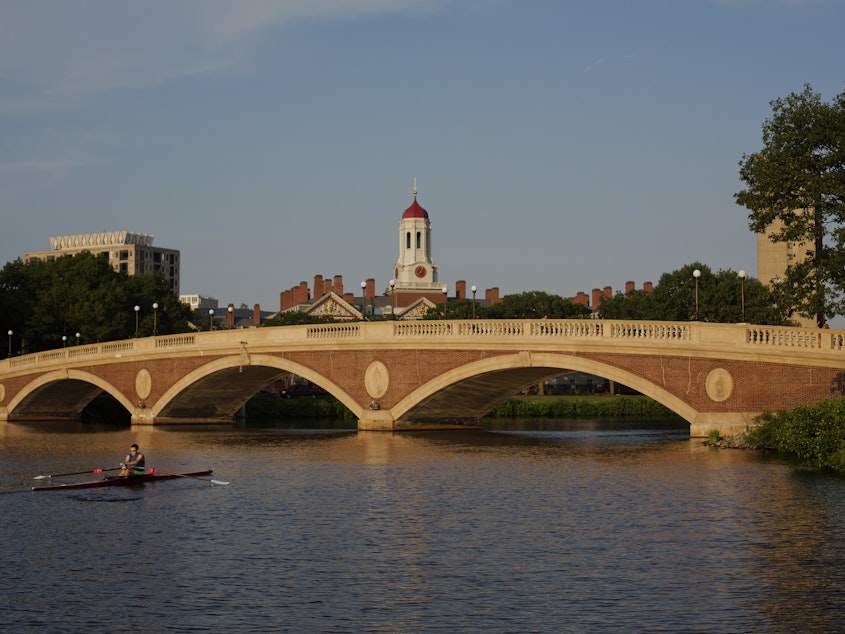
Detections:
[487, 396, 676, 419]
[245, 395, 354, 420]
[748, 399, 845, 474]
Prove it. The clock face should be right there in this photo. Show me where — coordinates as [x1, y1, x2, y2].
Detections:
[415, 265, 426, 278]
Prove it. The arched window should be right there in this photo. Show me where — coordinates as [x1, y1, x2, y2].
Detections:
[406, 232, 411, 249]
[416, 232, 421, 249]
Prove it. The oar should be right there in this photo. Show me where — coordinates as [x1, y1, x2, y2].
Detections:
[33, 467, 122, 480]
[163, 471, 229, 485]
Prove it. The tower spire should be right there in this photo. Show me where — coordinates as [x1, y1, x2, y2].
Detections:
[413, 177, 417, 199]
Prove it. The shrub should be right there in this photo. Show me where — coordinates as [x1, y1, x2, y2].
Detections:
[748, 399, 845, 474]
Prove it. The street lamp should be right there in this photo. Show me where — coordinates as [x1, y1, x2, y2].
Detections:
[208, 309, 214, 331]
[389, 279, 396, 320]
[693, 269, 701, 321]
[153, 302, 159, 335]
[471, 285, 477, 319]
[360, 281, 367, 320]
[62, 335, 67, 348]
[134, 305, 140, 337]
[7, 329, 12, 358]
[228, 305, 234, 329]
[442, 284, 448, 318]
[75, 332, 80, 346]
[738, 270, 747, 323]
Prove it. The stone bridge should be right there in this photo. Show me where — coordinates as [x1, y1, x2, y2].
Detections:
[2, 319, 845, 436]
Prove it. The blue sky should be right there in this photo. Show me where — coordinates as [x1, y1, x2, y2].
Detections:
[1, 0, 843, 312]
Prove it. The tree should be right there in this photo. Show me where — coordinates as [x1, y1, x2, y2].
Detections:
[597, 262, 789, 325]
[0, 252, 193, 352]
[483, 291, 591, 320]
[735, 84, 845, 326]
[262, 311, 339, 327]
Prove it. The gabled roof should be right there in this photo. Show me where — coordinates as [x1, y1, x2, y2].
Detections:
[307, 292, 363, 320]
[396, 297, 437, 320]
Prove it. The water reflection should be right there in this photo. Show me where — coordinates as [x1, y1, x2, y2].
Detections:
[1, 418, 844, 633]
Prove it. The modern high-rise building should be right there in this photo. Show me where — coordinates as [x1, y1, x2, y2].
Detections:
[24, 231, 180, 295]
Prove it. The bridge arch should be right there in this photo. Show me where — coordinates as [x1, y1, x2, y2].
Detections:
[149, 354, 361, 424]
[7, 369, 135, 421]
[392, 352, 696, 425]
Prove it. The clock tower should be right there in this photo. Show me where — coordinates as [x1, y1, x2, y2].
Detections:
[390, 180, 443, 302]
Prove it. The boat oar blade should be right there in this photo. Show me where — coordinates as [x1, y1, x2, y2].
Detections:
[210, 479, 230, 485]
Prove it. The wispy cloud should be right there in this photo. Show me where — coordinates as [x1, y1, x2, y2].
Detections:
[0, 0, 433, 106]
[0, 159, 100, 174]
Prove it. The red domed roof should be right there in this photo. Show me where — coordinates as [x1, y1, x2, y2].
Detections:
[402, 196, 429, 219]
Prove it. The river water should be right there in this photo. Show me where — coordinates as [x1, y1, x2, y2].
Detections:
[1, 418, 844, 633]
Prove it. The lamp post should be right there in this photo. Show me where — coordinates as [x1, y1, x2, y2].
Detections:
[389, 279, 396, 320]
[7, 329, 11, 358]
[442, 284, 448, 318]
[228, 305, 234, 329]
[62, 335, 67, 348]
[153, 302, 159, 335]
[738, 270, 746, 323]
[693, 269, 701, 321]
[134, 305, 140, 337]
[208, 309, 214, 331]
[360, 281, 367, 320]
[471, 285, 477, 319]
[75, 332, 80, 346]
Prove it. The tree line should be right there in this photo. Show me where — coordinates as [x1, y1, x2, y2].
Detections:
[0, 252, 194, 354]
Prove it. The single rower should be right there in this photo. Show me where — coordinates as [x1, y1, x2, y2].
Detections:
[119, 444, 146, 477]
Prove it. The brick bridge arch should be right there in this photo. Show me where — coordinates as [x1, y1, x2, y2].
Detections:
[2, 320, 845, 436]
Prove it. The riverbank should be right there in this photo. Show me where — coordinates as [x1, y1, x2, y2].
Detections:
[705, 398, 845, 476]
[704, 431, 759, 449]
[487, 395, 678, 419]
[244, 393, 680, 421]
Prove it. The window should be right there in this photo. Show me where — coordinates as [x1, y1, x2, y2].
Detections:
[406, 232, 411, 249]
[416, 232, 421, 249]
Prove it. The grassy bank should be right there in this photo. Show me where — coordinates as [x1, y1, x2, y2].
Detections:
[244, 393, 677, 422]
[245, 395, 354, 420]
[487, 395, 677, 419]
[747, 399, 845, 475]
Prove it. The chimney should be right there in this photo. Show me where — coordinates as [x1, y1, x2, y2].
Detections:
[333, 275, 343, 296]
[253, 304, 261, 327]
[603, 286, 612, 298]
[486, 287, 500, 304]
[455, 280, 466, 300]
[323, 278, 332, 295]
[625, 281, 635, 294]
[313, 275, 323, 299]
[366, 278, 375, 300]
[592, 288, 602, 310]
[572, 292, 589, 308]
[643, 281, 653, 294]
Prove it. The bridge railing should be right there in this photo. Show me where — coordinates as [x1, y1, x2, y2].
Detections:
[4, 320, 845, 372]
